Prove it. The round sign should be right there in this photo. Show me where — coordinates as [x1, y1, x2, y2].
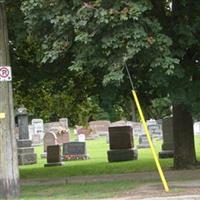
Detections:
[0, 66, 12, 81]
[0, 67, 9, 78]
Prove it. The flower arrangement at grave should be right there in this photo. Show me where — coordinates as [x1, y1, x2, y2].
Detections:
[63, 154, 88, 161]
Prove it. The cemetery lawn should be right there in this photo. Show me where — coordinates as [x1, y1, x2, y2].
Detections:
[20, 180, 141, 199]
[19, 135, 200, 180]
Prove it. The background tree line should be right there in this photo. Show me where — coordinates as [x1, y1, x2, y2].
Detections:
[5, 0, 200, 168]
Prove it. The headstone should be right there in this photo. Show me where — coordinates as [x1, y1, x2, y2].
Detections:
[32, 134, 42, 145]
[77, 127, 95, 140]
[107, 125, 137, 162]
[137, 134, 150, 148]
[147, 119, 162, 138]
[78, 134, 85, 142]
[132, 122, 144, 136]
[43, 131, 57, 152]
[29, 124, 42, 146]
[28, 125, 34, 140]
[159, 116, 174, 158]
[31, 119, 44, 144]
[194, 121, 200, 135]
[89, 120, 110, 136]
[16, 106, 37, 165]
[44, 122, 61, 132]
[109, 120, 134, 143]
[59, 118, 69, 129]
[50, 126, 69, 145]
[44, 145, 63, 167]
[63, 142, 88, 160]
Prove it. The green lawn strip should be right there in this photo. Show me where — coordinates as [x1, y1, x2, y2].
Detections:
[19, 135, 200, 180]
[20, 180, 140, 200]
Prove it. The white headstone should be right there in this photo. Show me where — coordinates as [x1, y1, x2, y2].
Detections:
[28, 125, 34, 140]
[78, 134, 86, 142]
[194, 122, 200, 135]
[32, 119, 44, 140]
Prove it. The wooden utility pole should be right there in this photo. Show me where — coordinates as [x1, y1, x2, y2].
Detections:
[0, 2, 20, 199]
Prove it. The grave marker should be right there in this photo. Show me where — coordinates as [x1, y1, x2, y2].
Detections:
[159, 117, 174, 158]
[63, 142, 88, 160]
[43, 131, 57, 152]
[89, 120, 110, 136]
[44, 145, 63, 167]
[107, 125, 137, 162]
[16, 106, 37, 165]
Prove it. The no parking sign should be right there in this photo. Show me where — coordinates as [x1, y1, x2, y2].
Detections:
[0, 66, 12, 81]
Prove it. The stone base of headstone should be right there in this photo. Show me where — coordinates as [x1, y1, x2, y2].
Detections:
[159, 150, 174, 158]
[107, 149, 138, 162]
[18, 151, 37, 165]
[17, 139, 37, 165]
[44, 162, 64, 167]
[40, 152, 47, 159]
[18, 147, 35, 154]
[17, 139, 32, 148]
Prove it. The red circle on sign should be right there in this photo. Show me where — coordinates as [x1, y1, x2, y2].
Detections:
[0, 67, 9, 78]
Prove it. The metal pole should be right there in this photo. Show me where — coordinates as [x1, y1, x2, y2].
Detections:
[125, 62, 170, 192]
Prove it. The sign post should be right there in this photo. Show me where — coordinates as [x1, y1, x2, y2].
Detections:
[0, 3, 19, 198]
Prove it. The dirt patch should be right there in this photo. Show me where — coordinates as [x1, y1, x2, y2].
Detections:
[106, 181, 200, 200]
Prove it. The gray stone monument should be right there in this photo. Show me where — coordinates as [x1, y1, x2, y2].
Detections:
[159, 116, 174, 158]
[63, 142, 88, 160]
[137, 134, 150, 148]
[16, 106, 37, 165]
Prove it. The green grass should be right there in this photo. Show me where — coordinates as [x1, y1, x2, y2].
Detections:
[19, 133, 200, 180]
[20, 180, 140, 199]
[18, 134, 200, 199]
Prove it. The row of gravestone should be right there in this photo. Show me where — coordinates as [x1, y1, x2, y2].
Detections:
[108, 117, 174, 162]
[44, 142, 88, 167]
[16, 118, 163, 146]
[44, 118, 173, 166]
[15, 106, 173, 166]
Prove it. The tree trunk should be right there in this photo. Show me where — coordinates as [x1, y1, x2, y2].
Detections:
[0, 3, 20, 198]
[173, 104, 197, 169]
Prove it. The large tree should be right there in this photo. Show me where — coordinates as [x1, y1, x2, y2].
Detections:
[14, 0, 200, 168]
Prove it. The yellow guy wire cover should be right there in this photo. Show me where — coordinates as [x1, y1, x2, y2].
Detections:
[132, 90, 170, 192]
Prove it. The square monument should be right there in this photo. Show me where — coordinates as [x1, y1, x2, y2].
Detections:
[107, 125, 137, 162]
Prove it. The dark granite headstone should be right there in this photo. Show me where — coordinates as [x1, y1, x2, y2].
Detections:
[44, 145, 63, 167]
[159, 116, 174, 158]
[107, 125, 137, 162]
[109, 126, 133, 149]
[63, 142, 88, 160]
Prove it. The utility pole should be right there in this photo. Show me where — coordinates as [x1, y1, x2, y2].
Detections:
[0, 2, 20, 199]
